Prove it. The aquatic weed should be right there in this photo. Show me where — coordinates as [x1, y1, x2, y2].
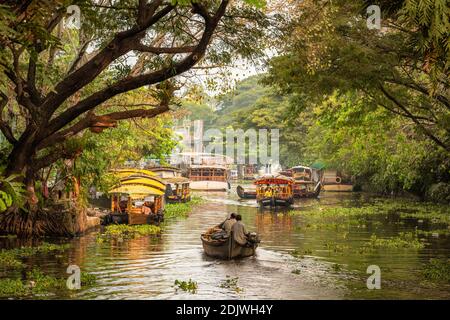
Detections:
[164, 196, 205, 219]
[97, 224, 161, 242]
[219, 276, 243, 293]
[423, 258, 450, 282]
[174, 279, 198, 293]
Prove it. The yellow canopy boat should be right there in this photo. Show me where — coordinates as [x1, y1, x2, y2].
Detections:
[107, 169, 166, 225]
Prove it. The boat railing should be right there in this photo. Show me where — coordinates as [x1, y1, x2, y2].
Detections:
[189, 176, 227, 182]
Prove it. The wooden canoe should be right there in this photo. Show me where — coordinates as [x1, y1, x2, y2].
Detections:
[236, 185, 257, 199]
[201, 234, 257, 259]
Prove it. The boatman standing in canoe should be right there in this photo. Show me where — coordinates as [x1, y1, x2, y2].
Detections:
[232, 214, 249, 246]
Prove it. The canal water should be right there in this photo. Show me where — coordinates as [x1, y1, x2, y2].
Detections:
[1, 188, 450, 299]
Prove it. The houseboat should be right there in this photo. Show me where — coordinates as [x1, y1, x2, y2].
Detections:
[106, 170, 166, 225]
[321, 169, 353, 192]
[290, 165, 322, 198]
[187, 165, 230, 191]
[147, 166, 191, 202]
[255, 175, 294, 207]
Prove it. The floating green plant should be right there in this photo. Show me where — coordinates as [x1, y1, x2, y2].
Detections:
[366, 232, 425, 250]
[423, 258, 450, 282]
[174, 279, 198, 293]
[291, 269, 301, 275]
[0, 250, 24, 269]
[331, 263, 342, 272]
[219, 276, 243, 293]
[164, 196, 205, 220]
[0, 268, 97, 298]
[1, 242, 70, 269]
[97, 224, 161, 242]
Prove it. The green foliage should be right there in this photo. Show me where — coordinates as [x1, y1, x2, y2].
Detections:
[0, 279, 27, 297]
[0, 250, 24, 269]
[97, 224, 161, 243]
[262, 0, 450, 196]
[0, 268, 97, 298]
[219, 276, 243, 293]
[423, 258, 450, 282]
[0, 174, 25, 212]
[164, 196, 205, 219]
[366, 233, 425, 250]
[0, 242, 71, 269]
[174, 279, 198, 293]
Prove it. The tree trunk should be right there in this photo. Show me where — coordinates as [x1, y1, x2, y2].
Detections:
[2, 143, 91, 237]
[0, 201, 90, 237]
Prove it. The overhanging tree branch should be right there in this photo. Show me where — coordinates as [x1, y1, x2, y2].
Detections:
[42, 0, 229, 140]
[379, 84, 449, 151]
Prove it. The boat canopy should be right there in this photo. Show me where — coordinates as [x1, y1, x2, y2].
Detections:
[148, 166, 181, 173]
[108, 184, 165, 197]
[108, 169, 166, 197]
[111, 168, 156, 178]
[254, 174, 294, 185]
[120, 176, 166, 191]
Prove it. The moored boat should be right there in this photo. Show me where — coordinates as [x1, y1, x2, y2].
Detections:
[236, 185, 256, 199]
[106, 169, 166, 225]
[188, 165, 230, 191]
[289, 165, 322, 198]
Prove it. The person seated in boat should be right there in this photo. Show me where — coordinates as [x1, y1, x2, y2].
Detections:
[232, 214, 249, 246]
[141, 201, 152, 215]
[264, 185, 273, 198]
[218, 213, 236, 229]
[222, 213, 237, 235]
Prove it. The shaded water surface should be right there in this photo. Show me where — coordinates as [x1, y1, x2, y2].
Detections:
[1, 189, 449, 299]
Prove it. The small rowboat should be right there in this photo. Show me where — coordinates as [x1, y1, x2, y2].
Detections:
[201, 233, 258, 259]
[236, 185, 257, 199]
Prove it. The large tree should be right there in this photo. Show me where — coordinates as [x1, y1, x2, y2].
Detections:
[0, 0, 271, 235]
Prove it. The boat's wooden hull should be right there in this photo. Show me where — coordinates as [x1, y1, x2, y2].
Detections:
[293, 182, 321, 198]
[236, 185, 256, 199]
[201, 235, 256, 259]
[257, 197, 293, 207]
[102, 212, 163, 225]
[190, 181, 230, 191]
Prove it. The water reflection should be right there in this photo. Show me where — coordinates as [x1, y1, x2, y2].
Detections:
[1, 188, 449, 299]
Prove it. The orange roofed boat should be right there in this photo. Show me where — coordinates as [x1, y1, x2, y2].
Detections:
[254, 174, 295, 207]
